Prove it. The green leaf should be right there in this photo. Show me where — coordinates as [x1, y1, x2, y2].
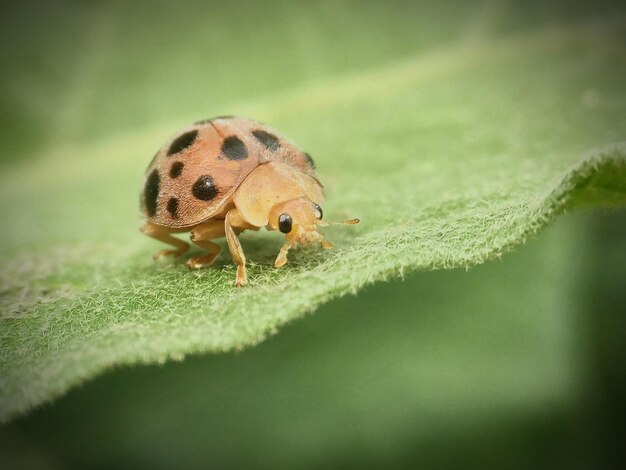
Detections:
[1, 0, 625, 422]
[4, 211, 619, 468]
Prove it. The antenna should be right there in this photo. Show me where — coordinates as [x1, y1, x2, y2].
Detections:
[318, 218, 360, 227]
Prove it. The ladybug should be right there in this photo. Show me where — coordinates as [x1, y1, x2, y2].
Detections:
[140, 116, 359, 286]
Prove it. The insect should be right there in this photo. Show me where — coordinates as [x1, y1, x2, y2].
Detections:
[140, 116, 359, 286]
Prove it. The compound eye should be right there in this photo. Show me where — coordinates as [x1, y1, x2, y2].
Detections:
[278, 213, 293, 234]
[313, 204, 323, 220]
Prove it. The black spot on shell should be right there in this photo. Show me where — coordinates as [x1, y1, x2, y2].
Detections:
[192, 175, 219, 201]
[252, 129, 281, 151]
[167, 197, 179, 218]
[144, 169, 160, 217]
[167, 130, 198, 156]
[169, 161, 184, 178]
[221, 136, 248, 161]
[304, 152, 316, 169]
[194, 115, 235, 125]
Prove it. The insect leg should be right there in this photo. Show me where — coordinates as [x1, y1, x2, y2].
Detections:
[224, 209, 249, 287]
[140, 221, 190, 260]
[186, 220, 225, 269]
[274, 242, 292, 268]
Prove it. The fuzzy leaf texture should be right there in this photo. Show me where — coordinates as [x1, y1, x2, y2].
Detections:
[1, 0, 625, 422]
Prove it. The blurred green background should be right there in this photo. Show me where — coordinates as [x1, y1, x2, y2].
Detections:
[2, 0, 624, 164]
[1, 0, 626, 468]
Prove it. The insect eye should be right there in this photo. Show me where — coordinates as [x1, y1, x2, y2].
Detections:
[278, 213, 293, 234]
[313, 204, 323, 220]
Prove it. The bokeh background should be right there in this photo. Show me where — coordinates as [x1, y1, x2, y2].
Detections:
[1, 0, 625, 468]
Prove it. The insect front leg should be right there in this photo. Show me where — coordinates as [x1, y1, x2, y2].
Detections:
[141, 221, 190, 260]
[224, 209, 249, 287]
[274, 241, 293, 268]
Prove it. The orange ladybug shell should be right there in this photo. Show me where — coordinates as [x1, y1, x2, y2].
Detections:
[141, 116, 318, 228]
